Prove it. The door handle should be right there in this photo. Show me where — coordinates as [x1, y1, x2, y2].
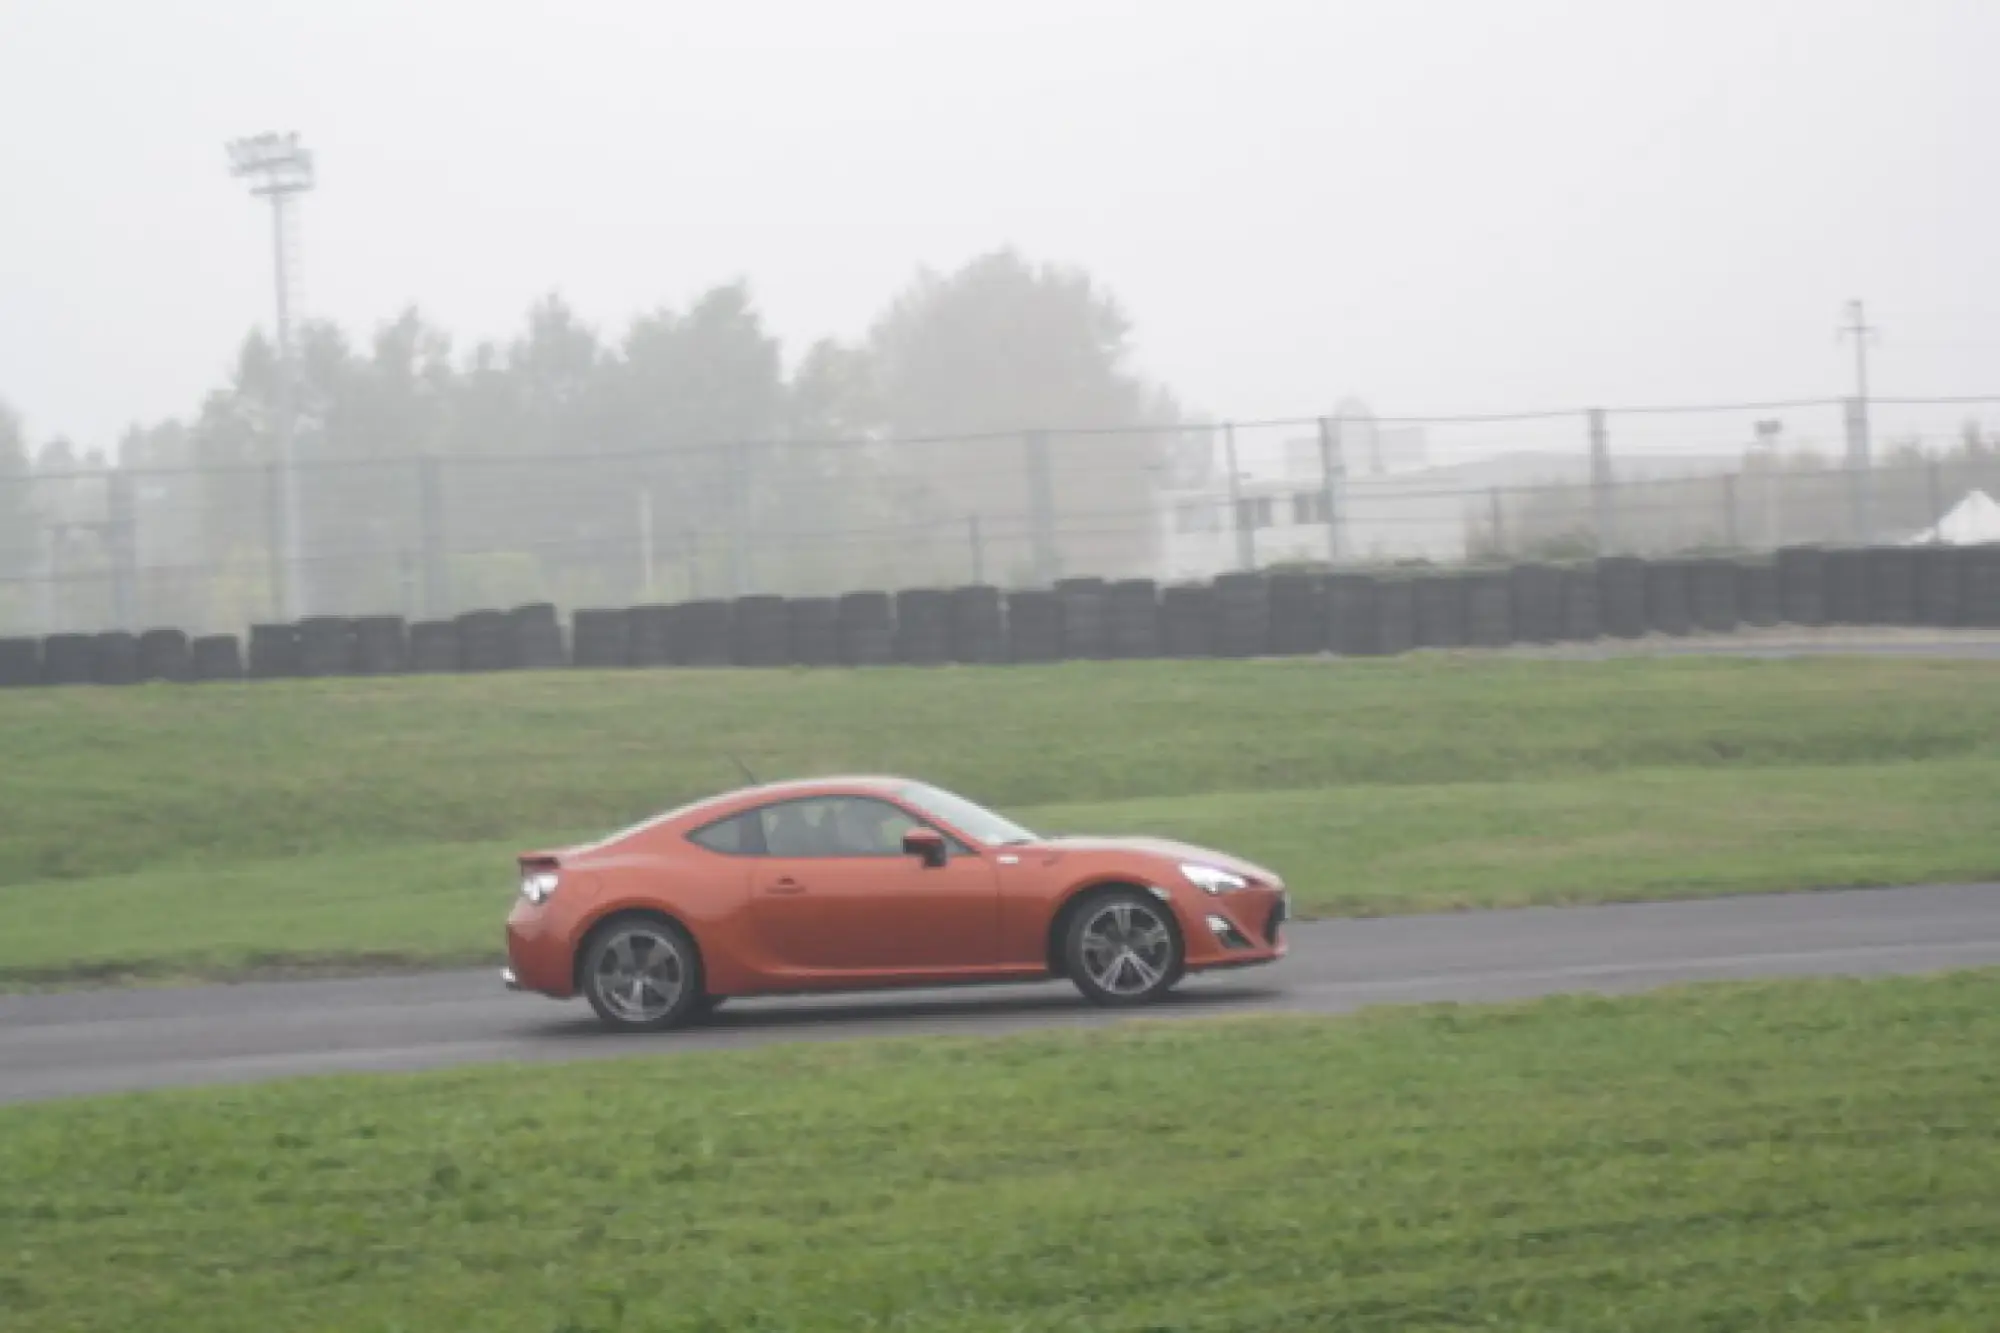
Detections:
[766, 878, 807, 895]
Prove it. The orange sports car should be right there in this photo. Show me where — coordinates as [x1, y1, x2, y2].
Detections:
[504, 775, 1289, 1031]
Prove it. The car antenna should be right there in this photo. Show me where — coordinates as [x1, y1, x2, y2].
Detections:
[728, 753, 760, 787]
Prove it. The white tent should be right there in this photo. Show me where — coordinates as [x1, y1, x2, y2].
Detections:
[1903, 489, 2000, 546]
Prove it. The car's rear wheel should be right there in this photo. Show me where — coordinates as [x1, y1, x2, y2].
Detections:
[579, 915, 703, 1032]
[1063, 890, 1183, 1007]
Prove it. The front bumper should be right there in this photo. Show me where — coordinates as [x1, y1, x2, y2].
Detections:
[1180, 883, 1288, 968]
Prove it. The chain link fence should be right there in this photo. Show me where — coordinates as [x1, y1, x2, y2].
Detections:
[3, 396, 1996, 636]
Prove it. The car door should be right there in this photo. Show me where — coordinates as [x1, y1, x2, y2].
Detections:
[748, 795, 1000, 974]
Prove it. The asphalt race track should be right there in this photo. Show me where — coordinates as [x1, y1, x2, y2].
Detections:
[3, 883, 1997, 1106]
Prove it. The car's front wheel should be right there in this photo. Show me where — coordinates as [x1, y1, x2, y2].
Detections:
[579, 915, 703, 1032]
[1063, 890, 1183, 1007]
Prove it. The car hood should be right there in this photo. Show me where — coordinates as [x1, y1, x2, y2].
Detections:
[1021, 835, 1282, 887]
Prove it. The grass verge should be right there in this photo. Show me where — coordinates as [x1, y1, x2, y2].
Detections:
[6, 756, 1999, 988]
[7, 655, 1998, 887]
[5, 656, 1997, 988]
[1, 968, 1995, 1331]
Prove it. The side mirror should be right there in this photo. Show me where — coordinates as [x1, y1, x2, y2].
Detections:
[902, 827, 948, 868]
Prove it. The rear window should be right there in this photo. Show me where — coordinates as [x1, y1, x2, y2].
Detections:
[688, 811, 759, 855]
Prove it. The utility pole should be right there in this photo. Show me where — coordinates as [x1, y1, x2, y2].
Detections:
[227, 132, 315, 620]
[1838, 299, 1879, 541]
[1839, 298, 1876, 407]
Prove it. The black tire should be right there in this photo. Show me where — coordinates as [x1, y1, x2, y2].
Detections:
[1061, 888, 1184, 1008]
[577, 914, 704, 1033]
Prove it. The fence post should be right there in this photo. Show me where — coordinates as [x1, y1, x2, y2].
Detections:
[1316, 416, 1344, 564]
[263, 461, 286, 621]
[1843, 396, 1871, 542]
[107, 469, 137, 629]
[637, 483, 657, 599]
[968, 514, 986, 585]
[1721, 473, 1740, 550]
[1588, 408, 1613, 554]
[418, 455, 450, 619]
[726, 443, 750, 597]
[1487, 488, 1505, 558]
[1925, 458, 1945, 542]
[1222, 422, 1252, 572]
[1024, 429, 1058, 586]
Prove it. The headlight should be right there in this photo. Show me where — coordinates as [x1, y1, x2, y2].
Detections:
[1180, 862, 1250, 895]
[519, 869, 560, 904]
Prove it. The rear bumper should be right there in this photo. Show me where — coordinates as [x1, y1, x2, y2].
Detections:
[505, 904, 578, 998]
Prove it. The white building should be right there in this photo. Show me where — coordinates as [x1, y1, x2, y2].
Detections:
[1156, 415, 1746, 580]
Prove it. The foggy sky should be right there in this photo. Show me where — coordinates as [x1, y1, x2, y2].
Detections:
[2, 0, 1995, 456]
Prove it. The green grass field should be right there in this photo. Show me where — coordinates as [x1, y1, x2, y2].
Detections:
[2, 968, 1995, 1331]
[4, 655, 1999, 986]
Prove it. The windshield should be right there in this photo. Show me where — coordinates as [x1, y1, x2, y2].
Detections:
[896, 782, 1039, 847]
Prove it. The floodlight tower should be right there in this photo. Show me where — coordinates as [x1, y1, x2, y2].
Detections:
[227, 131, 315, 618]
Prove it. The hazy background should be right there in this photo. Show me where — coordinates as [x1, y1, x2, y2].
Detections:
[4, 0, 1996, 451]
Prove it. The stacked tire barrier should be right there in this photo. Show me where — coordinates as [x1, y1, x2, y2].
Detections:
[1967, 547, 2000, 628]
[93, 632, 140, 686]
[680, 601, 734, 667]
[1825, 549, 1868, 624]
[191, 634, 244, 681]
[9, 542, 2000, 691]
[1690, 559, 1739, 635]
[1375, 578, 1417, 656]
[788, 598, 841, 667]
[138, 629, 192, 683]
[1596, 557, 1648, 639]
[1777, 547, 1827, 625]
[0, 637, 41, 687]
[1326, 574, 1378, 656]
[628, 604, 676, 667]
[1005, 590, 1061, 664]
[455, 610, 512, 671]
[1463, 573, 1513, 648]
[1913, 548, 1961, 627]
[511, 604, 567, 670]
[950, 586, 1008, 664]
[1160, 583, 1213, 658]
[1055, 579, 1108, 660]
[1211, 573, 1271, 658]
[1266, 573, 1325, 656]
[1865, 547, 1917, 627]
[248, 623, 301, 679]
[298, 617, 355, 677]
[1561, 565, 1600, 641]
[1509, 564, 1564, 645]
[409, 621, 460, 673]
[1645, 560, 1692, 637]
[1413, 576, 1464, 649]
[1737, 561, 1780, 629]
[1105, 580, 1162, 659]
[893, 589, 953, 666]
[836, 593, 893, 666]
[354, 616, 409, 674]
[733, 596, 792, 668]
[571, 609, 632, 668]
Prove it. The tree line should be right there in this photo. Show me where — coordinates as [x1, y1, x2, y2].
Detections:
[2, 250, 1190, 630]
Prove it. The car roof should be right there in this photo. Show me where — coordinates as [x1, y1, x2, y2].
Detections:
[566, 775, 923, 856]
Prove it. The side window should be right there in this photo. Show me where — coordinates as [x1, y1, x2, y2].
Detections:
[688, 811, 760, 855]
[757, 796, 957, 858]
